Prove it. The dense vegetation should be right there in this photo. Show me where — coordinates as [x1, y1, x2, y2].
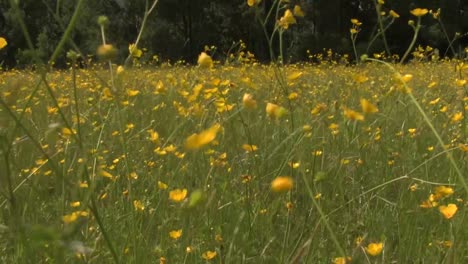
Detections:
[0, 0, 467, 263]
[0, 0, 467, 66]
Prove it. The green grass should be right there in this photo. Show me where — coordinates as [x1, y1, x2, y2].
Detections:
[0, 60, 467, 263]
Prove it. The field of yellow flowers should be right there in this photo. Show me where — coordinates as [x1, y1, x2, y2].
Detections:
[0, 57, 467, 263]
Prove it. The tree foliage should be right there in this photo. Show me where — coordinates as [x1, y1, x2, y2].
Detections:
[0, 0, 467, 67]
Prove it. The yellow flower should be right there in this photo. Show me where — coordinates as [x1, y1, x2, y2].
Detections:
[360, 98, 379, 113]
[197, 52, 213, 68]
[158, 181, 168, 190]
[451, 112, 463, 122]
[148, 129, 159, 142]
[201, 250, 217, 260]
[343, 108, 364, 121]
[389, 10, 400, 18]
[0, 37, 7, 49]
[438, 204, 458, 219]
[116, 65, 125, 75]
[271, 176, 293, 192]
[434, 186, 454, 199]
[133, 200, 145, 211]
[459, 143, 468, 152]
[247, 0, 261, 7]
[266, 103, 287, 119]
[351, 18, 362, 26]
[126, 89, 140, 97]
[62, 213, 79, 224]
[333, 257, 352, 264]
[365, 242, 383, 256]
[169, 188, 188, 202]
[410, 8, 429, 17]
[99, 170, 115, 180]
[242, 144, 258, 152]
[70, 201, 81, 207]
[129, 43, 142, 58]
[293, 5, 305, 17]
[185, 123, 221, 150]
[278, 9, 296, 29]
[242, 93, 257, 109]
[169, 229, 183, 240]
[97, 44, 117, 60]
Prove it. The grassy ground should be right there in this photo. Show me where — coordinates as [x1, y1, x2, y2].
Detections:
[0, 60, 467, 263]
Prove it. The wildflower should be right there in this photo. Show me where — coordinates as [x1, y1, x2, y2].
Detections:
[365, 242, 383, 256]
[439, 204, 458, 219]
[241, 175, 253, 183]
[389, 10, 400, 18]
[0, 37, 7, 49]
[360, 98, 379, 113]
[202, 250, 217, 260]
[129, 43, 142, 58]
[99, 170, 115, 180]
[271, 176, 293, 192]
[278, 9, 296, 30]
[116, 65, 124, 75]
[126, 89, 140, 97]
[169, 229, 183, 240]
[169, 188, 188, 202]
[293, 5, 305, 17]
[459, 143, 468, 152]
[288, 161, 300, 169]
[333, 257, 352, 264]
[247, 0, 261, 7]
[158, 181, 168, 190]
[198, 52, 213, 68]
[266, 103, 287, 119]
[97, 44, 117, 60]
[353, 74, 368, 83]
[242, 144, 258, 152]
[434, 186, 454, 199]
[185, 123, 221, 150]
[70, 201, 81, 207]
[148, 129, 159, 142]
[63, 213, 79, 224]
[288, 92, 298, 100]
[133, 200, 145, 211]
[410, 8, 429, 17]
[451, 112, 463, 122]
[343, 108, 364, 121]
[351, 18, 362, 26]
[242, 93, 257, 109]
[400, 74, 413, 83]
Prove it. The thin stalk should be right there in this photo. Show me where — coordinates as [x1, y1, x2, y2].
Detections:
[124, 0, 160, 67]
[400, 17, 421, 64]
[89, 198, 120, 263]
[366, 18, 394, 55]
[301, 172, 346, 258]
[71, 61, 83, 144]
[49, 0, 86, 65]
[367, 58, 468, 197]
[373, 1, 390, 55]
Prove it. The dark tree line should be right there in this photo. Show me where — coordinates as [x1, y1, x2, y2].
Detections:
[0, 0, 467, 67]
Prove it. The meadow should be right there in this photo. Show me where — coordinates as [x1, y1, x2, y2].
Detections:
[0, 55, 467, 263]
